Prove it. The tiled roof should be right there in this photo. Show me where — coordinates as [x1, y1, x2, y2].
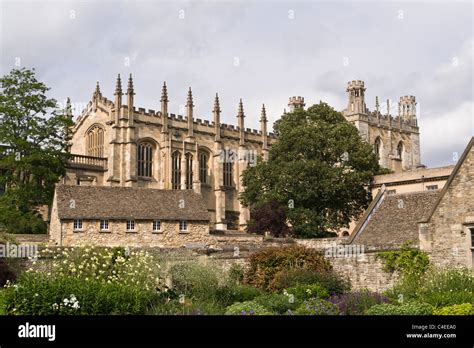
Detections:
[55, 185, 210, 221]
[347, 190, 439, 249]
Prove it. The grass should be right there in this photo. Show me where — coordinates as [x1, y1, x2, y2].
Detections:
[0, 289, 6, 315]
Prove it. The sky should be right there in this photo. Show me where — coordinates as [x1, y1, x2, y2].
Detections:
[0, 0, 472, 167]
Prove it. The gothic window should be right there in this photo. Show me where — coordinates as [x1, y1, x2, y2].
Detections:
[185, 153, 193, 190]
[86, 125, 104, 157]
[397, 142, 404, 159]
[172, 151, 181, 190]
[138, 142, 153, 177]
[199, 152, 208, 184]
[374, 137, 382, 160]
[223, 159, 233, 187]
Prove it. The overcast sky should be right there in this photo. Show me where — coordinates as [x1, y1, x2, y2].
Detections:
[0, 0, 472, 167]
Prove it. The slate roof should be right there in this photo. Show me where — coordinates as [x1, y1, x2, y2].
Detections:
[346, 189, 439, 249]
[55, 185, 210, 221]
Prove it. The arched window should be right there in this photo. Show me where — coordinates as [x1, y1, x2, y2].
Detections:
[223, 150, 233, 187]
[397, 141, 403, 159]
[374, 137, 382, 160]
[198, 152, 208, 184]
[86, 125, 104, 157]
[172, 151, 181, 190]
[185, 153, 193, 190]
[138, 142, 153, 177]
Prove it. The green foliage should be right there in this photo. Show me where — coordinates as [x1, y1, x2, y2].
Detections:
[433, 303, 473, 316]
[247, 200, 290, 237]
[0, 289, 6, 315]
[386, 267, 474, 307]
[33, 247, 162, 290]
[284, 283, 329, 300]
[227, 263, 245, 285]
[365, 301, 433, 315]
[240, 102, 381, 237]
[148, 297, 226, 315]
[214, 285, 264, 307]
[169, 262, 222, 300]
[225, 300, 274, 315]
[271, 268, 351, 295]
[3, 273, 156, 315]
[378, 241, 430, 277]
[0, 68, 73, 234]
[253, 294, 299, 314]
[293, 298, 339, 315]
[330, 290, 390, 315]
[244, 245, 332, 291]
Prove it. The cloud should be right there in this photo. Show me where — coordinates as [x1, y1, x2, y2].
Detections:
[0, 1, 472, 167]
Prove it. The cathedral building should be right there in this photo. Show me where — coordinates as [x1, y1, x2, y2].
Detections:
[64, 74, 275, 232]
[62, 76, 423, 234]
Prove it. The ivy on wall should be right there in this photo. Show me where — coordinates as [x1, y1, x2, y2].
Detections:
[377, 241, 430, 277]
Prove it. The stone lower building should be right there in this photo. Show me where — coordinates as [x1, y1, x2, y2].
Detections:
[419, 137, 474, 267]
[345, 137, 474, 268]
[49, 185, 212, 248]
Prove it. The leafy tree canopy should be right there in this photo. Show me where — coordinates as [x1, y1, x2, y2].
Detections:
[240, 102, 382, 238]
[0, 68, 73, 233]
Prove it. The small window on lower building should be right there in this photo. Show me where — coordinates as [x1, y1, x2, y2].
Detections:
[426, 185, 438, 191]
[73, 219, 83, 231]
[100, 219, 109, 231]
[153, 220, 161, 232]
[386, 189, 396, 195]
[470, 228, 474, 249]
[179, 220, 188, 232]
[126, 220, 135, 231]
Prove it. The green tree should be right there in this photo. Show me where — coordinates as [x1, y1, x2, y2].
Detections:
[240, 102, 381, 238]
[0, 68, 73, 233]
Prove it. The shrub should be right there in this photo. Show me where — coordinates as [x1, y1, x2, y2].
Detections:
[0, 289, 6, 315]
[244, 245, 332, 291]
[253, 294, 299, 314]
[149, 297, 226, 315]
[169, 262, 222, 299]
[225, 300, 274, 315]
[284, 283, 329, 301]
[227, 263, 245, 285]
[3, 273, 156, 315]
[247, 200, 290, 237]
[365, 301, 433, 315]
[32, 247, 163, 290]
[293, 298, 339, 315]
[271, 268, 350, 295]
[433, 303, 473, 316]
[377, 241, 430, 277]
[214, 284, 264, 307]
[386, 267, 474, 307]
[329, 290, 390, 315]
[0, 258, 16, 287]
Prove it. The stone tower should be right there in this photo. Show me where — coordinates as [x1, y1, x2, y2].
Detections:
[342, 80, 422, 172]
[288, 96, 305, 112]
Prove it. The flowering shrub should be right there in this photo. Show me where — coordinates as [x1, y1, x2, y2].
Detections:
[29, 247, 163, 291]
[3, 273, 155, 315]
[225, 300, 274, 315]
[293, 298, 339, 315]
[365, 301, 433, 315]
[244, 245, 332, 291]
[284, 283, 329, 301]
[330, 290, 390, 315]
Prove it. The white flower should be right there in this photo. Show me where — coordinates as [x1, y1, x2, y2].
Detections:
[72, 301, 80, 309]
[34, 293, 39, 297]
[52, 303, 59, 310]
[63, 298, 70, 304]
